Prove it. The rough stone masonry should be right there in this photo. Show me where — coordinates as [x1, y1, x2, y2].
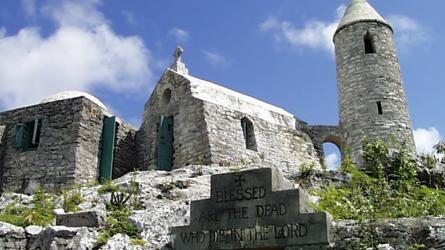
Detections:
[0, 0, 416, 191]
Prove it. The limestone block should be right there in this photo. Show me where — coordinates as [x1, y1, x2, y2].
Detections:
[0, 222, 27, 250]
[56, 211, 105, 228]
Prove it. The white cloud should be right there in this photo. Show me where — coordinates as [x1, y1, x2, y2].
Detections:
[260, 6, 428, 55]
[122, 10, 137, 26]
[169, 28, 189, 44]
[202, 50, 227, 67]
[325, 153, 340, 171]
[0, 0, 153, 110]
[42, 0, 107, 29]
[413, 127, 442, 155]
[21, 0, 37, 17]
[387, 15, 430, 52]
[260, 5, 346, 55]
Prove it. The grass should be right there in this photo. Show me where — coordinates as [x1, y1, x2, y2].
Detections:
[0, 188, 56, 227]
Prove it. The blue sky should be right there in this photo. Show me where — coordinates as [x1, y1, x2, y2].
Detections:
[0, 0, 443, 169]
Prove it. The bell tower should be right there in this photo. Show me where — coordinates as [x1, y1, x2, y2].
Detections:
[334, 0, 415, 163]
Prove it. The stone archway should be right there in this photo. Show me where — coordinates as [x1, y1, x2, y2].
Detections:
[306, 125, 346, 164]
[322, 134, 345, 160]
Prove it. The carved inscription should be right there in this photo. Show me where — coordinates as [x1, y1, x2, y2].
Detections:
[171, 168, 331, 249]
[179, 223, 309, 244]
[215, 186, 265, 203]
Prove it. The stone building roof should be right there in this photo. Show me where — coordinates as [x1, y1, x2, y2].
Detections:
[336, 0, 391, 34]
[175, 70, 296, 127]
[40, 90, 108, 111]
[166, 47, 296, 127]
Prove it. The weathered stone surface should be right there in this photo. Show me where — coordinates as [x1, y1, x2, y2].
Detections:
[0, 97, 137, 193]
[376, 244, 395, 250]
[0, 166, 443, 249]
[171, 168, 331, 250]
[56, 210, 105, 228]
[25, 225, 43, 236]
[417, 162, 445, 188]
[0, 193, 33, 211]
[334, 14, 415, 164]
[100, 233, 145, 250]
[66, 227, 98, 250]
[292, 170, 351, 190]
[0, 222, 27, 250]
[25, 225, 43, 249]
[306, 125, 345, 162]
[330, 217, 445, 250]
[137, 69, 323, 175]
[113, 120, 137, 178]
[28, 226, 79, 250]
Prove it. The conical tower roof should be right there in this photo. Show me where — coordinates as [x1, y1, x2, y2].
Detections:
[336, 0, 391, 34]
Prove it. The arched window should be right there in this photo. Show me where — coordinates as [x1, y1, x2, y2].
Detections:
[241, 117, 257, 151]
[364, 32, 375, 54]
[161, 88, 172, 105]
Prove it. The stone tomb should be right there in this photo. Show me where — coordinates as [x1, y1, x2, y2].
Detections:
[171, 168, 331, 249]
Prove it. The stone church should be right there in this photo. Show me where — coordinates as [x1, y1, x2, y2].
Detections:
[0, 0, 415, 193]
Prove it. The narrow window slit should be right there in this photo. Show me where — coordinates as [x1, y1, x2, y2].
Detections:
[377, 101, 383, 115]
[364, 32, 375, 54]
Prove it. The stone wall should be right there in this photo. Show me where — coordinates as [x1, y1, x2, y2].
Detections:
[136, 70, 211, 170]
[74, 99, 105, 185]
[0, 97, 136, 193]
[0, 98, 83, 193]
[137, 69, 323, 174]
[113, 120, 137, 178]
[203, 99, 322, 176]
[334, 21, 415, 164]
[331, 217, 445, 249]
[0, 125, 6, 189]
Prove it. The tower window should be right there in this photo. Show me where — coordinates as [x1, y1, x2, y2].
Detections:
[377, 101, 383, 115]
[241, 117, 257, 151]
[364, 32, 375, 54]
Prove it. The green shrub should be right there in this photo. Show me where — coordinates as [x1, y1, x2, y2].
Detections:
[314, 139, 445, 220]
[299, 162, 315, 178]
[131, 238, 146, 246]
[0, 188, 56, 227]
[62, 190, 84, 212]
[94, 209, 140, 248]
[94, 177, 143, 247]
[98, 181, 120, 194]
[0, 203, 28, 227]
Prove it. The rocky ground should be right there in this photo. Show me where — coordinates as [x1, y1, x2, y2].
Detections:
[0, 164, 444, 249]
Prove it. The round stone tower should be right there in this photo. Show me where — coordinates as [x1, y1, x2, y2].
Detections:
[334, 0, 415, 163]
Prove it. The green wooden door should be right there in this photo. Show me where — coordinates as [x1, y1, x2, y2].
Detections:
[158, 116, 173, 171]
[100, 116, 116, 182]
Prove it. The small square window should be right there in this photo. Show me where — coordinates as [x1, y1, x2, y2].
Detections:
[15, 119, 42, 150]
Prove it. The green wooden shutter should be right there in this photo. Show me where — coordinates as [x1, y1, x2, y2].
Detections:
[158, 116, 173, 171]
[100, 116, 116, 182]
[14, 124, 24, 148]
